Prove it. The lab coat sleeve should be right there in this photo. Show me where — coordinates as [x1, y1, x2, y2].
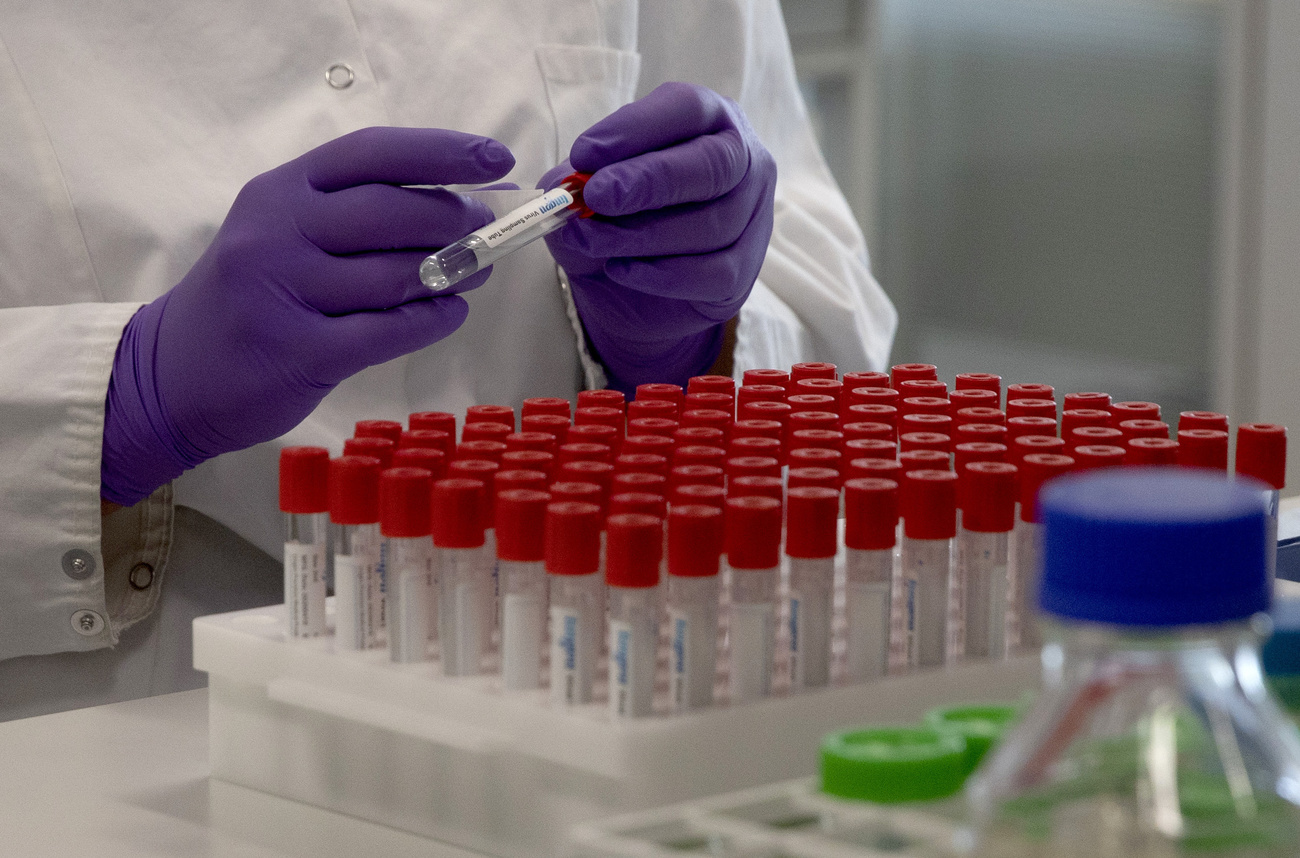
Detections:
[0, 303, 170, 659]
[638, 0, 897, 376]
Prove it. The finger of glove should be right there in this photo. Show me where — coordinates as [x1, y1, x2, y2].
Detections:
[582, 128, 749, 215]
[570, 82, 734, 169]
[554, 165, 769, 259]
[300, 185, 494, 255]
[597, 200, 772, 310]
[302, 127, 514, 192]
[313, 294, 471, 383]
[301, 250, 492, 315]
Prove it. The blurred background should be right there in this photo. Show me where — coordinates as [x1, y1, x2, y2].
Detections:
[779, 0, 1300, 489]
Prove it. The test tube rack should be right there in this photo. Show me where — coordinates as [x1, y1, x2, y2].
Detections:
[195, 602, 1035, 858]
[567, 776, 964, 858]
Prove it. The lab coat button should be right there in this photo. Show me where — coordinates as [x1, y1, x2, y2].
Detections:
[326, 63, 355, 90]
[71, 610, 104, 637]
[61, 549, 95, 580]
[129, 563, 154, 590]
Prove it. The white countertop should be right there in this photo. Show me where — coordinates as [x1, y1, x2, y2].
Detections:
[0, 688, 479, 857]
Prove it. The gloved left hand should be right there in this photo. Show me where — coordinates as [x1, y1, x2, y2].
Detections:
[541, 82, 776, 394]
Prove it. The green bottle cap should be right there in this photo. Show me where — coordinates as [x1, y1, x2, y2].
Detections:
[820, 726, 967, 804]
[924, 703, 1021, 775]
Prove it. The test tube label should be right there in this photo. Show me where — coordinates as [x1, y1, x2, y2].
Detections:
[334, 554, 379, 650]
[669, 611, 690, 709]
[844, 580, 890, 681]
[729, 603, 773, 703]
[502, 591, 544, 690]
[550, 606, 589, 704]
[285, 542, 326, 638]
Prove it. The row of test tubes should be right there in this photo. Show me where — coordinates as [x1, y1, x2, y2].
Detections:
[278, 362, 1287, 718]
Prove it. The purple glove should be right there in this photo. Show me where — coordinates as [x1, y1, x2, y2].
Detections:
[541, 82, 776, 395]
[101, 127, 514, 506]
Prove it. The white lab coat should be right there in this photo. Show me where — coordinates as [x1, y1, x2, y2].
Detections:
[0, 0, 896, 718]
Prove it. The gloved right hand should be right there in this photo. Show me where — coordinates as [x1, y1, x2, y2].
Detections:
[101, 126, 514, 506]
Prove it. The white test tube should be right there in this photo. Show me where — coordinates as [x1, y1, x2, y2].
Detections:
[434, 477, 492, 676]
[381, 467, 437, 664]
[842, 477, 899, 682]
[280, 447, 331, 639]
[725, 495, 784, 704]
[1010, 453, 1074, 653]
[329, 455, 386, 650]
[957, 462, 1017, 661]
[605, 513, 663, 718]
[785, 486, 840, 691]
[545, 501, 605, 705]
[496, 488, 551, 690]
[666, 504, 724, 712]
[899, 469, 958, 669]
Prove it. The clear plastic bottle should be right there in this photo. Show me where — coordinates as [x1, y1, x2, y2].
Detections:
[962, 468, 1300, 857]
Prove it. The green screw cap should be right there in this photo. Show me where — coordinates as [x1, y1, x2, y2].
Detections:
[820, 726, 967, 804]
[924, 703, 1020, 775]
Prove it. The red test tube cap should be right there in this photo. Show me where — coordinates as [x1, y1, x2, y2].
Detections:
[544, 501, 602, 576]
[726, 455, 781, 480]
[343, 436, 396, 469]
[726, 475, 783, 502]
[1068, 426, 1123, 451]
[668, 505, 724, 578]
[521, 397, 572, 420]
[1126, 437, 1179, 466]
[500, 450, 554, 479]
[901, 469, 957, 540]
[549, 480, 603, 509]
[954, 442, 1007, 473]
[842, 371, 891, 391]
[462, 422, 512, 444]
[1073, 444, 1127, 471]
[1006, 399, 1058, 421]
[961, 462, 1017, 533]
[432, 478, 485, 549]
[409, 411, 455, 437]
[955, 373, 1002, 396]
[1118, 419, 1169, 442]
[1012, 435, 1066, 464]
[379, 467, 433, 538]
[609, 492, 668, 519]
[954, 407, 1006, 428]
[391, 446, 447, 479]
[670, 463, 726, 489]
[844, 478, 899, 550]
[329, 455, 382, 525]
[456, 439, 507, 463]
[520, 414, 571, 445]
[736, 385, 786, 410]
[791, 361, 837, 382]
[354, 419, 403, 444]
[847, 457, 903, 484]
[1018, 453, 1075, 523]
[1006, 383, 1054, 401]
[1110, 401, 1161, 422]
[688, 375, 737, 397]
[725, 495, 783, 569]
[742, 368, 791, 390]
[672, 482, 727, 510]
[605, 513, 664, 589]
[1179, 411, 1229, 433]
[846, 438, 898, 460]
[1236, 423, 1287, 489]
[628, 417, 679, 439]
[891, 363, 938, 388]
[842, 422, 895, 442]
[900, 432, 951, 454]
[1177, 429, 1229, 471]
[577, 389, 626, 412]
[787, 467, 840, 491]
[400, 429, 453, 455]
[614, 452, 669, 477]
[898, 449, 950, 472]
[954, 424, 1008, 445]
[505, 432, 557, 454]
[612, 471, 668, 498]
[465, 404, 515, 430]
[785, 486, 841, 558]
[1063, 392, 1111, 411]
[495, 468, 548, 496]
[1006, 416, 1058, 442]
[280, 446, 329, 514]
[674, 425, 726, 448]
[575, 406, 626, 432]
[626, 398, 679, 424]
[949, 388, 999, 412]
[636, 382, 684, 408]
[495, 488, 550, 562]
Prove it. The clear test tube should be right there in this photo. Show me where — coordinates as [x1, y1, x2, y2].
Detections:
[606, 513, 663, 718]
[1235, 423, 1287, 583]
[725, 495, 783, 704]
[280, 447, 331, 639]
[666, 504, 724, 711]
[842, 478, 899, 682]
[496, 488, 551, 690]
[381, 467, 436, 663]
[1010, 453, 1074, 653]
[899, 469, 958, 670]
[958, 462, 1017, 661]
[433, 478, 491, 676]
[545, 501, 604, 705]
[329, 455, 385, 651]
[785, 486, 840, 691]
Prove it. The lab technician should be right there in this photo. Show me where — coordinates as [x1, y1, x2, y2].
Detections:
[0, 1, 896, 719]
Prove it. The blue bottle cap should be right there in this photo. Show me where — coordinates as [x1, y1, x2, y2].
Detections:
[1039, 468, 1269, 626]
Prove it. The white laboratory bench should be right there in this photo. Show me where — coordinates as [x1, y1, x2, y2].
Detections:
[0, 688, 479, 858]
